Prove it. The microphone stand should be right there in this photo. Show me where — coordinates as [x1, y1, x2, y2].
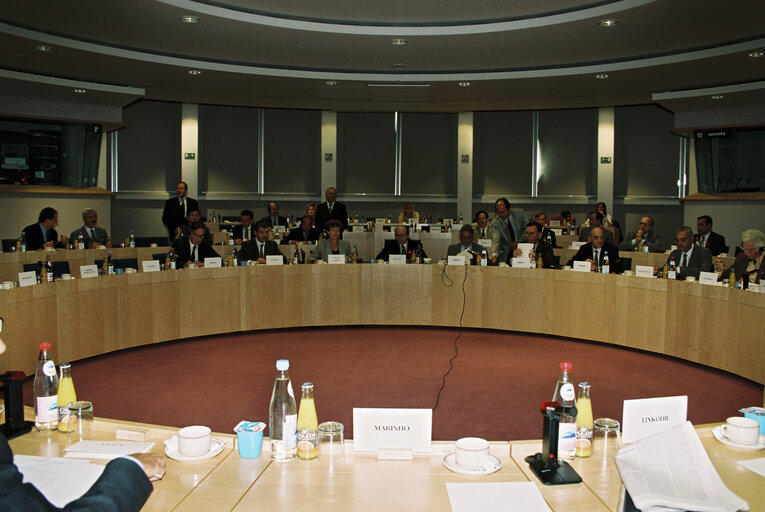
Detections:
[524, 401, 583, 485]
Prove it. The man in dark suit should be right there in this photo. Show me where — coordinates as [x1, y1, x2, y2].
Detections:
[447, 225, 487, 263]
[162, 181, 199, 241]
[618, 216, 662, 252]
[238, 221, 285, 264]
[22, 207, 67, 251]
[695, 215, 727, 256]
[179, 208, 213, 244]
[376, 225, 427, 262]
[172, 221, 218, 267]
[660, 226, 713, 279]
[231, 209, 256, 243]
[69, 207, 111, 248]
[714, 229, 765, 284]
[579, 212, 614, 245]
[314, 187, 348, 232]
[511, 222, 556, 268]
[259, 202, 288, 228]
[567, 227, 623, 273]
[533, 211, 557, 248]
[283, 215, 320, 243]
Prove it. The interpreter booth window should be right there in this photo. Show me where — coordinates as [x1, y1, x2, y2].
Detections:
[473, 111, 534, 197]
[118, 100, 181, 193]
[0, 119, 101, 187]
[400, 112, 458, 196]
[337, 112, 396, 195]
[263, 109, 321, 194]
[694, 128, 764, 193]
[536, 108, 597, 197]
[614, 105, 682, 198]
[199, 104, 260, 194]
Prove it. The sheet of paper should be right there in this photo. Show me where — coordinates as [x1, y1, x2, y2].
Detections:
[446, 482, 551, 512]
[14, 455, 105, 508]
[63, 440, 154, 459]
[737, 457, 765, 478]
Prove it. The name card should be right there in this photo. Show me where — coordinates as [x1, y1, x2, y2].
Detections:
[327, 254, 345, 264]
[79, 265, 99, 279]
[635, 265, 654, 278]
[141, 260, 160, 272]
[266, 255, 283, 265]
[552, 228, 563, 236]
[573, 261, 591, 272]
[352, 225, 365, 232]
[204, 257, 222, 268]
[353, 408, 432, 453]
[477, 238, 492, 248]
[622, 395, 687, 444]
[389, 254, 406, 265]
[512, 257, 533, 268]
[18, 271, 37, 287]
[549, 220, 561, 227]
[699, 271, 719, 286]
[273, 225, 286, 232]
[447, 255, 465, 266]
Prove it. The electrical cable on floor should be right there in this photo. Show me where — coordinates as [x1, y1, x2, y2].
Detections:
[432, 263, 469, 411]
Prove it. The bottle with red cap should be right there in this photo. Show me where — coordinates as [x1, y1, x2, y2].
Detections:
[552, 361, 577, 460]
[33, 342, 60, 431]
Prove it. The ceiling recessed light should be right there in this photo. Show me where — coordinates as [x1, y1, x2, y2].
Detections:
[325, 80, 337, 86]
[389, 39, 408, 46]
[73, 89, 86, 94]
[179, 15, 200, 23]
[748, 51, 764, 58]
[711, 95, 724, 100]
[458, 82, 471, 87]
[187, 69, 202, 76]
[595, 73, 609, 80]
[599, 19, 619, 27]
[35, 45, 52, 52]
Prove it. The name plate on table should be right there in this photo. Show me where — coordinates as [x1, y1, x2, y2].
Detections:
[141, 260, 160, 272]
[327, 254, 345, 264]
[635, 265, 654, 278]
[477, 238, 491, 248]
[549, 220, 561, 227]
[389, 254, 406, 265]
[204, 257, 222, 268]
[552, 228, 563, 236]
[18, 271, 37, 287]
[512, 257, 532, 268]
[447, 255, 465, 266]
[573, 261, 590, 272]
[266, 255, 283, 265]
[352, 225, 365, 232]
[273, 225, 286, 233]
[79, 265, 98, 279]
[353, 408, 432, 453]
[622, 395, 687, 444]
[699, 271, 719, 286]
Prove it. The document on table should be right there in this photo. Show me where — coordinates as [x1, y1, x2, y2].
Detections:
[63, 440, 154, 459]
[446, 482, 551, 512]
[737, 457, 765, 478]
[14, 455, 104, 508]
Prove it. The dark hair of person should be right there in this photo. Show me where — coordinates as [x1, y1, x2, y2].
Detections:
[188, 220, 205, 232]
[186, 207, 201, 217]
[526, 221, 542, 233]
[38, 207, 57, 223]
[254, 220, 270, 231]
[241, 209, 254, 220]
[697, 215, 713, 225]
[396, 224, 410, 235]
[324, 219, 343, 231]
[474, 210, 488, 221]
[495, 197, 510, 209]
[596, 202, 608, 215]
[459, 224, 475, 236]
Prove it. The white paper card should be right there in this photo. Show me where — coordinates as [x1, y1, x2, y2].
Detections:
[141, 260, 160, 272]
[621, 395, 687, 444]
[204, 257, 222, 268]
[446, 482, 551, 512]
[352, 225, 365, 232]
[389, 254, 406, 265]
[18, 271, 37, 287]
[549, 220, 561, 227]
[327, 254, 345, 264]
[573, 261, 591, 272]
[353, 408, 432, 453]
[552, 228, 563, 236]
[447, 255, 465, 266]
[266, 255, 283, 265]
[512, 257, 533, 268]
[79, 265, 99, 279]
[477, 238, 492, 248]
[635, 265, 654, 278]
[273, 225, 286, 232]
[699, 271, 719, 286]
[516, 243, 534, 258]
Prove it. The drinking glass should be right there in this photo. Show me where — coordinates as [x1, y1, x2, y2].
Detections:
[318, 421, 344, 456]
[593, 418, 620, 461]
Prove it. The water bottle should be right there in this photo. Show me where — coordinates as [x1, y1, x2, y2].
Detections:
[21, 231, 27, 252]
[602, 251, 610, 274]
[642, 239, 649, 253]
[480, 247, 488, 267]
[269, 359, 297, 461]
[552, 361, 577, 460]
[668, 260, 677, 280]
[106, 250, 114, 275]
[45, 255, 54, 282]
[78, 231, 85, 250]
[34, 342, 59, 431]
[228, 231, 234, 246]
[129, 230, 136, 248]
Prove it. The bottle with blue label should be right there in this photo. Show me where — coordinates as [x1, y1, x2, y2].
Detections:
[33, 342, 59, 431]
[552, 361, 577, 460]
[269, 359, 297, 461]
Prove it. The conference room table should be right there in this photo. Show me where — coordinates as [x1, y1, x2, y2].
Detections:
[7, 411, 763, 512]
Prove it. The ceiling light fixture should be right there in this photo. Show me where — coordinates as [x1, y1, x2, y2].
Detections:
[595, 73, 609, 79]
[187, 69, 202, 76]
[389, 39, 408, 46]
[599, 19, 619, 27]
[458, 82, 471, 87]
[73, 89, 86, 94]
[35, 45, 52, 52]
[179, 15, 200, 23]
[325, 80, 337, 86]
[711, 95, 724, 100]
[748, 51, 764, 58]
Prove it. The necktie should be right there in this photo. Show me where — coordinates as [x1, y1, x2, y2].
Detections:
[400, 244, 405, 254]
[328, 203, 333, 214]
[191, 245, 197, 262]
[90, 229, 96, 242]
[481, 228, 485, 238]
[272, 217, 277, 226]
[594, 249, 599, 263]
[681, 253, 687, 267]
[506, 218, 516, 243]
[181, 198, 186, 217]
[259, 243, 264, 258]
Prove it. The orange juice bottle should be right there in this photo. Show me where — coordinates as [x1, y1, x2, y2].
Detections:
[57, 363, 77, 432]
[297, 383, 318, 460]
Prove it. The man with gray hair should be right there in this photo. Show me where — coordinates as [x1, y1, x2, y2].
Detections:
[659, 226, 712, 279]
[714, 229, 765, 284]
[70, 208, 110, 248]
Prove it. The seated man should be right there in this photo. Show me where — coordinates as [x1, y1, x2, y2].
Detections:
[695, 215, 727, 256]
[22, 207, 68, 251]
[579, 212, 614, 244]
[172, 221, 218, 267]
[238, 221, 285, 264]
[259, 202, 288, 228]
[618, 216, 662, 252]
[397, 202, 419, 224]
[231, 209, 256, 243]
[283, 215, 319, 244]
[567, 226, 623, 273]
[70, 207, 111, 248]
[713, 229, 765, 284]
[179, 208, 213, 244]
[447, 224, 486, 263]
[511, 222, 555, 268]
[659, 226, 712, 279]
[550, 210, 575, 226]
[533, 211, 557, 248]
[376, 225, 427, 262]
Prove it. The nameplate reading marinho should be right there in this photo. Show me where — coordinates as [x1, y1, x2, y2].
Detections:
[621, 395, 687, 444]
[353, 408, 432, 453]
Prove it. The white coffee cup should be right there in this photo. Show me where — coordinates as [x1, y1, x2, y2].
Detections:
[178, 425, 212, 456]
[61, 273, 73, 280]
[455, 437, 490, 470]
[1, 281, 17, 290]
[721, 417, 760, 446]
[623, 270, 634, 276]
[685, 276, 696, 282]
[124, 268, 137, 274]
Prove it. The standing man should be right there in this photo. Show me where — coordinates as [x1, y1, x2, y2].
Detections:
[172, 221, 217, 267]
[618, 216, 662, 252]
[512, 222, 555, 268]
[660, 226, 712, 280]
[238, 221, 285, 264]
[70, 208, 110, 248]
[22, 207, 67, 251]
[162, 181, 199, 242]
[695, 215, 727, 256]
[489, 198, 525, 265]
[567, 226, 623, 273]
[259, 202, 288, 228]
[232, 209, 255, 243]
[315, 187, 348, 233]
[375, 225, 427, 262]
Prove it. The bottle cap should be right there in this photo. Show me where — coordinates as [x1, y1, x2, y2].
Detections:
[60, 362, 71, 369]
[578, 381, 590, 388]
[559, 361, 573, 371]
[39, 342, 51, 351]
[302, 382, 313, 389]
[276, 359, 289, 371]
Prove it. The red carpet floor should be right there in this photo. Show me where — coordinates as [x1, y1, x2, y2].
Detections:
[24, 327, 762, 440]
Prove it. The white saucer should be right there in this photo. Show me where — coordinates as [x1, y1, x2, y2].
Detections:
[712, 426, 765, 450]
[163, 436, 226, 461]
[442, 452, 502, 475]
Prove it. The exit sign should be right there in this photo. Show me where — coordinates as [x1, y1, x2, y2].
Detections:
[184, 152, 196, 160]
[600, 156, 612, 164]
